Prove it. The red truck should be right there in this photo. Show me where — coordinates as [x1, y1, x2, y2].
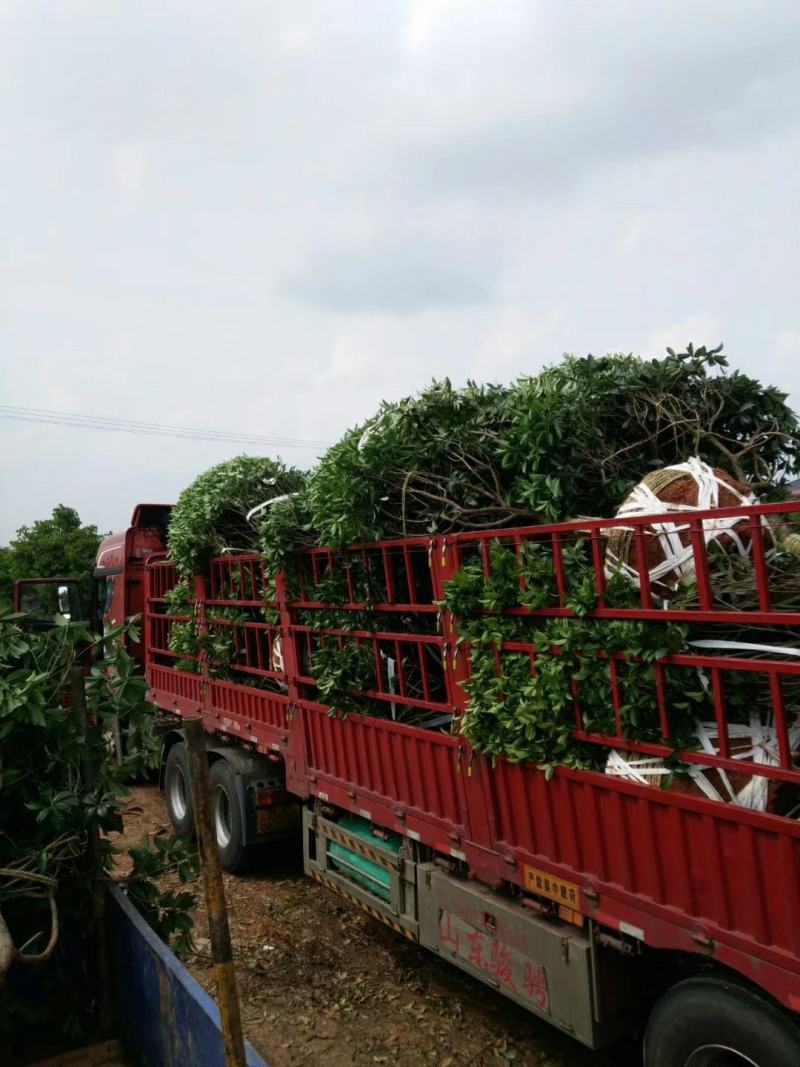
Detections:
[18, 499, 800, 1066]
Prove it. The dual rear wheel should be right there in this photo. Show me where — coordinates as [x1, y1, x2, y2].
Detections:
[163, 742, 248, 873]
[644, 977, 800, 1067]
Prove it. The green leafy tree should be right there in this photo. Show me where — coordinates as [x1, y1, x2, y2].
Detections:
[0, 611, 197, 1047]
[6, 505, 103, 604]
[499, 344, 799, 521]
[443, 543, 702, 771]
[0, 547, 12, 612]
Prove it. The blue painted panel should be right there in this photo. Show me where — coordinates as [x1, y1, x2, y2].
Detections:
[109, 886, 267, 1067]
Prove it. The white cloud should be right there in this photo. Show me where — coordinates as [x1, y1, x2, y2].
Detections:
[404, 0, 473, 54]
[284, 237, 492, 314]
[617, 217, 648, 257]
[777, 329, 800, 355]
[277, 24, 311, 55]
[644, 316, 721, 359]
[472, 306, 565, 379]
[111, 143, 147, 195]
[1, 1, 800, 540]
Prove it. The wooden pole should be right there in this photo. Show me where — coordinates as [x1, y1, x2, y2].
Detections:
[70, 666, 114, 1037]
[184, 717, 247, 1067]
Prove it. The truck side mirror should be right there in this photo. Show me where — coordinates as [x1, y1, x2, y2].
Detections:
[57, 585, 71, 618]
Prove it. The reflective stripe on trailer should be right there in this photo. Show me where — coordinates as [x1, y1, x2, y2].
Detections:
[309, 870, 415, 941]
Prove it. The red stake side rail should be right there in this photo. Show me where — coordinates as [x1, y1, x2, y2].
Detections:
[144, 501, 800, 1010]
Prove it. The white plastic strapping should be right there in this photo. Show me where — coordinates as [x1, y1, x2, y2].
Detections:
[246, 492, 298, 524]
[688, 638, 800, 659]
[606, 713, 800, 811]
[606, 457, 771, 589]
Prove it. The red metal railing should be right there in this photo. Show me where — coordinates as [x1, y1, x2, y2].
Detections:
[444, 501, 800, 793]
[292, 625, 448, 713]
[292, 539, 438, 613]
[144, 558, 195, 667]
[286, 538, 449, 724]
[142, 500, 800, 1009]
[146, 501, 800, 790]
[146, 557, 180, 600]
[449, 500, 797, 624]
[208, 554, 270, 608]
[197, 555, 287, 686]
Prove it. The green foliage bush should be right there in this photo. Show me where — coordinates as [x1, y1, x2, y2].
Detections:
[167, 455, 306, 576]
[310, 639, 379, 716]
[499, 344, 798, 520]
[163, 345, 799, 779]
[164, 577, 203, 672]
[303, 379, 515, 547]
[0, 611, 197, 1043]
[165, 574, 254, 678]
[443, 542, 706, 772]
[259, 491, 317, 580]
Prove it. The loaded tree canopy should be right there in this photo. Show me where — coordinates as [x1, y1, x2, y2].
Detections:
[160, 344, 800, 791]
[299, 344, 799, 548]
[163, 345, 799, 568]
[167, 455, 306, 576]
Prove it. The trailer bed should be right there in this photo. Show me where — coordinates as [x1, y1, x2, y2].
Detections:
[145, 500, 800, 1012]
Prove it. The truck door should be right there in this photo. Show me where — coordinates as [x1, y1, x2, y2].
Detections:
[93, 567, 123, 637]
[13, 577, 86, 629]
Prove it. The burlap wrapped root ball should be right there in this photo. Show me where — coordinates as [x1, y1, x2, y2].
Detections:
[604, 456, 775, 596]
[603, 456, 800, 813]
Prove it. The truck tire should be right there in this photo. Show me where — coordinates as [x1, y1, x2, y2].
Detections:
[210, 759, 250, 874]
[164, 742, 195, 837]
[644, 976, 800, 1067]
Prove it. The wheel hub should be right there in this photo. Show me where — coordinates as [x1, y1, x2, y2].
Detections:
[169, 763, 188, 821]
[214, 785, 232, 848]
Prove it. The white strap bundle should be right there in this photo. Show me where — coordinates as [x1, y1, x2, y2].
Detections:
[607, 712, 800, 811]
[246, 492, 298, 524]
[607, 457, 772, 588]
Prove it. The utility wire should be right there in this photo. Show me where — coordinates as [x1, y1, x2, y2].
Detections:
[1, 404, 321, 442]
[0, 404, 332, 450]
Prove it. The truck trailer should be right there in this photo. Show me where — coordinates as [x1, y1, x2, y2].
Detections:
[18, 499, 800, 1066]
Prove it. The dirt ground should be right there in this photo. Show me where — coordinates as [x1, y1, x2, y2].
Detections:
[114, 785, 640, 1067]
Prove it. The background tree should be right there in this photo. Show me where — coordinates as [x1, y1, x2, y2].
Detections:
[4, 505, 103, 606]
[0, 547, 12, 612]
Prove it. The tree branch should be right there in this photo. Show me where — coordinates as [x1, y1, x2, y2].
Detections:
[0, 889, 59, 985]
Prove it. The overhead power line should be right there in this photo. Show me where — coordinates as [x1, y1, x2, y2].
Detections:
[0, 404, 332, 450]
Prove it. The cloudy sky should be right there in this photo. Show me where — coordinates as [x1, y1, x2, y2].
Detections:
[1, 1, 799, 541]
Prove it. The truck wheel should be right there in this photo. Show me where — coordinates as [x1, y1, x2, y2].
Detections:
[210, 759, 249, 874]
[164, 742, 195, 837]
[644, 977, 800, 1067]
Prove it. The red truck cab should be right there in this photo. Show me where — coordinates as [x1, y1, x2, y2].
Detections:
[94, 504, 172, 659]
